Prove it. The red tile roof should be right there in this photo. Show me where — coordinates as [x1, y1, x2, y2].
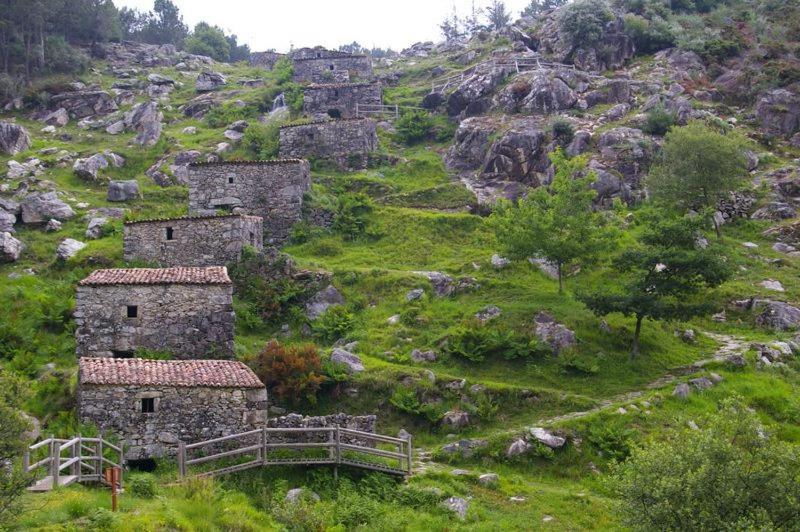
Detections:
[79, 266, 231, 286]
[79, 357, 264, 388]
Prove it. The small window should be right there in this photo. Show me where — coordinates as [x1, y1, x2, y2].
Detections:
[316, 52, 321, 58]
[165, 227, 174, 240]
[112, 350, 134, 359]
[306, 132, 314, 140]
[141, 398, 155, 414]
[329, 64, 334, 71]
[228, 176, 235, 184]
[126, 305, 138, 318]
[333, 89, 339, 98]
[249, 231, 256, 246]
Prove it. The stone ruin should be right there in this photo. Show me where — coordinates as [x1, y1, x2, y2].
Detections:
[249, 51, 287, 70]
[291, 47, 373, 83]
[124, 213, 263, 267]
[302, 82, 382, 119]
[75, 266, 235, 359]
[77, 357, 267, 459]
[187, 160, 311, 245]
[278, 118, 378, 170]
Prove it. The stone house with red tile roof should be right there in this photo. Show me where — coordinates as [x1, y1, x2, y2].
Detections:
[77, 357, 267, 459]
[75, 267, 234, 359]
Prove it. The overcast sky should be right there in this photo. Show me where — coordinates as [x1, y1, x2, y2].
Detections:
[115, 0, 534, 52]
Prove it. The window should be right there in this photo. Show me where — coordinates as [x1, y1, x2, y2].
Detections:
[249, 231, 256, 246]
[228, 176, 234, 184]
[165, 227, 174, 240]
[306, 132, 314, 141]
[112, 350, 133, 359]
[316, 52, 321, 58]
[333, 89, 339, 98]
[329, 64, 334, 71]
[126, 305, 138, 318]
[141, 398, 155, 413]
[327, 109, 341, 119]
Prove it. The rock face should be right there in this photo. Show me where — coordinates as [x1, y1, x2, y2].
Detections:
[278, 118, 378, 171]
[441, 410, 470, 429]
[330, 348, 364, 373]
[124, 214, 263, 267]
[123, 101, 164, 146]
[50, 90, 118, 118]
[533, 312, 576, 354]
[447, 69, 508, 117]
[0, 232, 23, 262]
[0, 121, 31, 155]
[56, 238, 86, 260]
[187, 160, 311, 245]
[755, 89, 800, 138]
[196, 70, 227, 92]
[20, 192, 76, 223]
[497, 70, 577, 114]
[107, 180, 141, 202]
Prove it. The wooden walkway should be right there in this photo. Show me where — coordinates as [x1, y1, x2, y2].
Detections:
[179, 427, 412, 478]
[24, 435, 124, 492]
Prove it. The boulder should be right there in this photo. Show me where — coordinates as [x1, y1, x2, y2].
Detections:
[124, 101, 164, 146]
[0, 209, 15, 233]
[475, 305, 502, 323]
[73, 153, 109, 181]
[147, 73, 176, 85]
[85, 217, 109, 239]
[726, 353, 747, 367]
[755, 89, 800, 138]
[478, 473, 499, 486]
[56, 238, 86, 260]
[441, 438, 487, 458]
[305, 285, 345, 319]
[673, 383, 690, 399]
[410, 349, 437, 362]
[446, 69, 507, 117]
[50, 90, 118, 118]
[406, 288, 424, 302]
[441, 410, 470, 429]
[285, 488, 320, 504]
[42, 108, 69, 127]
[20, 192, 76, 223]
[517, 72, 577, 114]
[45, 219, 62, 232]
[442, 497, 468, 520]
[0, 232, 23, 262]
[567, 130, 592, 156]
[752, 202, 796, 221]
[506, 438, 530, 457]
[0, 121, 31, 155]
[330, 348, 364, 373]
[750, 298, 800, 330]
[688, 377, 713, 390]
[481, 123, 550, 184]
[196, 70, 227, 92]
[529, 427, 566, 449]
[533, 312, 576, 354]
[491, 254, 510, 269]
[107, 180, 141, 202]
[759, 279, 785, 292]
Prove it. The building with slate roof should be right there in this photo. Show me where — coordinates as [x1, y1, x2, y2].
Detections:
[77, 357, 267, 459]
[75, 267, 235, 359]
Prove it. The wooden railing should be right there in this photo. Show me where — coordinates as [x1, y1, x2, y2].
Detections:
[355, 103, 427, 119]
[179, 426, 412, 478]
[24, 435, 124, 491]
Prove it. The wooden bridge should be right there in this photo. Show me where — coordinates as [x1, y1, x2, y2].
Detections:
[24, 435, 124, 492]
[178, 426, 412, 478]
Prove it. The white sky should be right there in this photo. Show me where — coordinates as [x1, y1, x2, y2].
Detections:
[115, 0, 534, 53]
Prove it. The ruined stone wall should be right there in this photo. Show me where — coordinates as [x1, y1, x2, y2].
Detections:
[278, 119, 378, 170]
[187, 160, 311, 245]
[123, 215, 263, 267]
[302, 82, 382, 119]
[250, 51, 286, 70]
[292, 55, 373, 83]
[77, 384, 267, 459]
[75, 283, 235, 359]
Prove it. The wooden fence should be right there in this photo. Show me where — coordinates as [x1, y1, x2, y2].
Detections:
[355, 103, 427, 119]
[24, 435, 124, 492]
[179, 426, 412, 478]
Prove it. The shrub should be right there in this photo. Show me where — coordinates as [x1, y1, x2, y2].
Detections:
[558, 0, 614, 48]
[442, 326, 544, 362]
[389, 387, 443, 422]
[642, 104, 677, 135]
[559, 348, 601, 374]
[44, 36, 89, 74]
[242, 122, 280, 159]
[587, 422, 634, 461]
[551, 118, 575, 146]
[332, 192, 374, 241]
[272, 57, 294, 84]
[623, 13, 675, 54]
[249, 340, 325, 403]
[129, 474, 157, 498]
[395, 110, 435, 145]
[313, 305, 354, 343]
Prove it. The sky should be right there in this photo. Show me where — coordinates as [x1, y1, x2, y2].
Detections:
[115, 0, 534, 53]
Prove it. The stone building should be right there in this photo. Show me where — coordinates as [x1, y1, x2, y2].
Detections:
[249, 51, 286, 70]
[187, 160, 311, 245]
[77, 357, 267, 459]
[292, 48, 373, 83]
[278, 118, 378, 170]
[123, 214, 263, 267]
[302, 82, 382, 119]
[75, 266, 235, 359]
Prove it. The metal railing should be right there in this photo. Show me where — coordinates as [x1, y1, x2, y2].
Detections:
[179, 426, 412, 478]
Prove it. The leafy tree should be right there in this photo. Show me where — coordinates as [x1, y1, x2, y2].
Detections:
[0, 369, 31, 528]
[558, 0, 614, 48]
[250, 340, 325, 404]
[489, 149, 616, 292]
[338, 41, 367, 54]
[226, 33, 250, 62]
[641, 103, 676, 135]
[395, 110, 435, 145]
[184, 22, 230, 62]
[646, 121, 749, 238]
[578, 215, 731, 357]
[522, 0, 567, 17]
[486, 1, 511, 30]
[612, 397, 800, 530]
[439, 7, 464, 41]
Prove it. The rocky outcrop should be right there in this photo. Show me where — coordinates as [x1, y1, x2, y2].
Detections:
[56, 238, 86, 260]
[755, 89, 800, 138]
[0, 232, 23, 262]
[20, 192, 76, 223]
[107, 180, 141, 202]
[533, 312, 576, 354]
[196, 70, 227, 92]
[0, 121, 31, 155]
[306, 285, 345, 319]
[50, 90, 118, 118]
[446, 69, 508, 117]
[749, 298, 800, 331]
[497, 70, 577, 114]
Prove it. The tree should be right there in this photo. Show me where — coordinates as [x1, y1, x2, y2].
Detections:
[488, 149, 616, 293]
[184, 22, 230, 62]
[138, 0, 187, 46]
[557, 0, 614, 48]
[521, 0, 567, 17]
[612, 397, 800, 530]
[226, 33, 250, 62]
[395, 109, 434, 145]
[0, 370, 31, 528]
[578, 215, 731, 357]
[646, 121, 749, 238]
[249, 340, 325, 404]
[439, 6, 463, 41]
[486, 0, 511, 30]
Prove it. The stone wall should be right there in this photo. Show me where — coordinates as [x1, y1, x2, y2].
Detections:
[187, 160, 311, 245]
[78, 383, 267, 459]
[293, 55, 373, 83]
[267, 413, 377, 445]
[302, 82, 382, 119]
[278, 119, 378, 170]
[250, 51, 286, 70]
[124, 214, 263, 267]
[75, 283, 234, 358]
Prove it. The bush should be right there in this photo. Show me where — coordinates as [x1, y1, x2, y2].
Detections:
[242, 122, 280, 159]
[44, 36, 89, 74]
[129, 474, 157, 498]
[249, 340, 325, 404]
[558, 0, 614, 48]
[313, 305, 355, 343]
[395, 110, 435, 145]
[442, 326, 544, 362]
[642, 104, 677, 135]
[623, 13, 675, 54]
[552, 119, 575, 146]
[332, 192, 374, 241]
[389, 387, 443, 422]
[587, 422, 634, 461]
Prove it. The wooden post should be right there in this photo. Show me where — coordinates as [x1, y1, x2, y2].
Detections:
[405, 433, 413, 475]
[105, 467, 119, 511]
[262, 426, 268, 465]
[178, 441, 186, 478]
[50, 435, 59, 487]
[22, 446, 29, 473]
[98, 437, 104, 481]
[71, 436, 79, 480]
[334, 426, 340, 481]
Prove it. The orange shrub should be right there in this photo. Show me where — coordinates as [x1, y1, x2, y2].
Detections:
[250, 340, 325, 404]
